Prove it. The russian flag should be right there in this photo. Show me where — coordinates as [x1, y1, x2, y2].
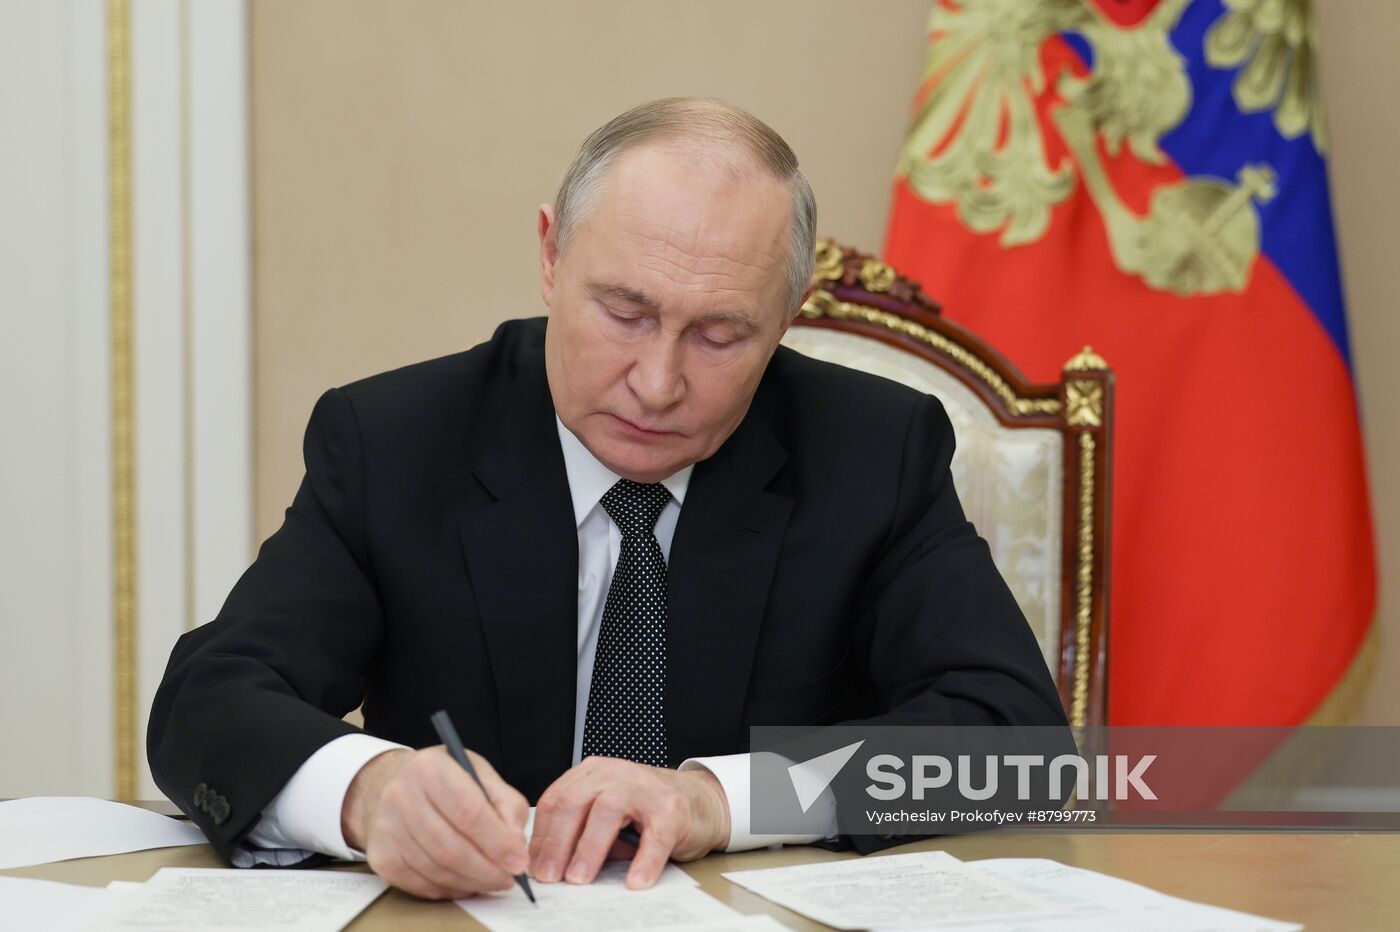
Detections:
[884, 0, 1376, 726]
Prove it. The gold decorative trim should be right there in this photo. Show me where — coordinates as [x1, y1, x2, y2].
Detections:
[811, 239, 943, 313]
[798, 289, 1062, 417]
[1070, 431, 1096, 728]
[814, 240, 844, 282]
[1064, 344, 1108, 372]
[109, 0, 137, 802]
[858, 260, 896, 294]
[1066, 381, 1104, 428]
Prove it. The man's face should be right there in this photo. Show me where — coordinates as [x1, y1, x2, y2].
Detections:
[540, 144, 796, 483]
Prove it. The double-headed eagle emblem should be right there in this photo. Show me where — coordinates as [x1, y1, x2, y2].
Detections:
[898, 0, 1324, 296]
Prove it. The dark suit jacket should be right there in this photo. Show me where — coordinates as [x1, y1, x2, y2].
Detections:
[148, 317, 1067, 864]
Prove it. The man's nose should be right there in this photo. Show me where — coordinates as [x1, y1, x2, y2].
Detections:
[627, 335, 686, 412]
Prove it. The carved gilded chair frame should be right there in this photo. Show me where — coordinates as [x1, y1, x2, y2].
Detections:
[794, 240, 1114, 728]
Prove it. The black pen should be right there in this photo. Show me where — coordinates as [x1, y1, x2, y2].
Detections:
[430, 710, 536, 905]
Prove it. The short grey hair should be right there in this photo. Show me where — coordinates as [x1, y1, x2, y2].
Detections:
[553, 98, 816, 315]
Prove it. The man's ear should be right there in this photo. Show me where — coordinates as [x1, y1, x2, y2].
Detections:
[778, 277, 818, 338]
[538, 204, 559, 307]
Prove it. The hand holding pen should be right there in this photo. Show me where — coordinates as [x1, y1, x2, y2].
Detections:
[431, 710, 537, 905]
[340, 714, 532, 901]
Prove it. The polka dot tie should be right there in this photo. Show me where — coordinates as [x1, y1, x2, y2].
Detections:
[581, 479, 672, 767]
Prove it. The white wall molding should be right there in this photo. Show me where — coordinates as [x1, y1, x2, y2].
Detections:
[0, 0, 115, 797]
[131, 0, 190, 802]
[129, 0, 252, 799]
[72, 0, 119, 804]
[187, 0, 253, 632]
[0, 0, 251, 800]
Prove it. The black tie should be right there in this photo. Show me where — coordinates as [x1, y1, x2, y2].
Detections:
[582, 479, 672, 767]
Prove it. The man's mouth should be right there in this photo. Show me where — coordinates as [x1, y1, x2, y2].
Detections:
[610, 414, 676, 437]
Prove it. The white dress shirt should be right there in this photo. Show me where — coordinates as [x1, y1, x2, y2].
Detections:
[237, 416, 834, 866]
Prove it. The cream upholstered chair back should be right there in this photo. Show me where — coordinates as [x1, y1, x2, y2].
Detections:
[781, 240, 1114, 728]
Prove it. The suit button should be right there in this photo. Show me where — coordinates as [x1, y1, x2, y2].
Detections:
[211, 797, 230, 825]
[193, 783, 207, 807]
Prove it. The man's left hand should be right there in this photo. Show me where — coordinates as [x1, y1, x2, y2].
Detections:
[528, 757, 731, 889]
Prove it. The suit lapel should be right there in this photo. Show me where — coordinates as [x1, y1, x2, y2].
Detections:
[458, 350, 578, 798]
[666, 405, 792, 765]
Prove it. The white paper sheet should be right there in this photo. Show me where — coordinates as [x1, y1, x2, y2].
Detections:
[0, 797, 205, 869]
[77, 867, 387, 931]
[658, 917, 794, 932]
[868, 858, 1301, 932]
[722, 851, 1058, 930]
[0, 876, 132, 932]
[106, 881, 146, 892]
[458, 861, 743, 932]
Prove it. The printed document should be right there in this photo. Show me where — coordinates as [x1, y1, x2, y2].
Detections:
[722, 851, 1056, 929]
[77, 867, 386, 931]
[458, 861, 745, 932]
[869, 858, 1301, 931]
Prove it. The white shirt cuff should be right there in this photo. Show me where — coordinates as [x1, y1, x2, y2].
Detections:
[240, 733, 409, 863]
[679, 752, 836, 852]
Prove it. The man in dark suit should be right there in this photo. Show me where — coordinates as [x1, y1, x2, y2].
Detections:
[148, 98, 1066, 900]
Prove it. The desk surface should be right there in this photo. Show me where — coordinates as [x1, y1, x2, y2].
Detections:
[4, 832, 1396, 930]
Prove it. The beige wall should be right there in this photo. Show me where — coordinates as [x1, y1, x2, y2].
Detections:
[1315, 2, 1400, 724]
[250, 0, 931, 537]
[251, 0, 1397, 723]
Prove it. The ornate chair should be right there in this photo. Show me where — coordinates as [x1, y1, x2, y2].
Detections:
[781, 240, 1114, 728]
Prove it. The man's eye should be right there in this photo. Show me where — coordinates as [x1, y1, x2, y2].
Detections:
[698, 332, 739, 349]
[605, 306, 642, 324]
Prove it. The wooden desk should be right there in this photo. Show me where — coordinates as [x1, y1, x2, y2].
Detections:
[3, 832, 1396, 930]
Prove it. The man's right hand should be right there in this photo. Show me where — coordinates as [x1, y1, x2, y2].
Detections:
[341, 746, 530, 900]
